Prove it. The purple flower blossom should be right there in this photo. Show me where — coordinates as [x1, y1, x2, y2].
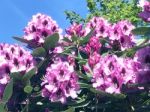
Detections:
[65, 23, 87, 38]
[88, 52, 101, 68]
[23, 13, 62, 45]
[92, 55, 140, 94]
[139, 0, 150, 22]
[135, 46, 150, 66]
[86, 17, 111, 38]
[136, 69, 150, 84]
[83, 36, 102, 54]
[41, 61, 79, 103]
[135, 47, 150, 83]
[0, 43, 35, 100]
[139, 11, 150, 22]
[109, 20, 135, 50]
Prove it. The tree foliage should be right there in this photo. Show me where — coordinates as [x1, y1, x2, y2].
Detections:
[65, 0, 142, 25]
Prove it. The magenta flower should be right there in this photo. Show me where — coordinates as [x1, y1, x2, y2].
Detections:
[109, 20, 135, 50]
[23, 13, 62, 45]
[135, 46, 150, 65]
[138, 0, 150, 22]
[0, 43, 35, 100]
[86, 17, 111, 38]
[134, 47, 150, 83]
[88, 52, 101, 68]
[136, 69, 150, 84]
[0, 43, 35, 74]
[65, 23, 87, 38]
[139, 11, 150, 22]
[92, 55, 140, 94]
[41, 61, 79, 103]
[83, 36, 102, 54]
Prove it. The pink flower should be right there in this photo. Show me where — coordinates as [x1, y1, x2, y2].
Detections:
[136, 69, 150, 83]
[53, 46, 63, 54]
[135, 46, 150, 66]
[139, 11, 150, 22]
[88, 52, 101, 68]
[86, 17, 111, 38]
[134, 47, 150, 83]
[0, 43, 35, 100]
[138, 0, 150, 22]
[23, 13, 62, 45]
[41, 61, 79, 103]
[83, 36, 102, 54]
[109, 20, 135, 50]
[92, 55, 140, 94]
[65, 23, 87, 38]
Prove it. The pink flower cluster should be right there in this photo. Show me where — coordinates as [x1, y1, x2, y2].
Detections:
[109, 20, 135, 50]
[65, 23, 87, 38]
[66, 17, 135, 54]
[41, 61, 79, 103]
[84, 36, 102, 54]
[92, 55, 140, 94]
[24, 13, 62, 45]
[0, 43, 35, 99]
[88, 52, 101, 68]
[86, 17, 110, 38]
[139, 0, 150, 22]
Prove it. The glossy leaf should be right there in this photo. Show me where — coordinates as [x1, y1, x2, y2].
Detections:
[2, 79, 13, 103]
[64, 107, 75, 112]
[13, 36, 30, 43]
[10, 72, 23, 81]
[132, 27, 150, 35]
[89, 87, 126, 99]
[63, 37, 72, 43]
[32, 47, 46, 57]
[72, 35, 78, 42]
[0, 104, 6, 112]
[43, 33, 59, 50]
[22, 68, 36, 82]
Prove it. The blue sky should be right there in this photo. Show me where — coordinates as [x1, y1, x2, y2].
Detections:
[0, 0, 88, 43]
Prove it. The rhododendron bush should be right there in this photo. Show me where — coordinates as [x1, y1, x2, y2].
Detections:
[1, 1, 150, 112]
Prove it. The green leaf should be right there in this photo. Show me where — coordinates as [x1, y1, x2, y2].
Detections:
[10, 72, 23, 81]
[132, 27, 150, 35]
[100, 38, 110, 44]
[77, 71, 91, 81]
[79, 28, 94, 45]
[78, 60, 87, 66]
[79, 82, 90, 89]
[64, 107, 75, 112]
[89, 87, 126, 99]
[72, 35, 78, 42]
[0, 104, 6, 112]
[2, 79, 13, 103]
[22, 68, 36, 82]
[24, 85, 33, 94]
[37, 59, 47, 69]
[61, 46, 75, 55]
[63, 37, 72, 43]
[43, 33, 59, 50]
[136, 38, 149, 46]
[32, 47, 46, 57]
[79, 51, 88, 59]
[68, 99, 90, 108]
[13, 36, 30, 43]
